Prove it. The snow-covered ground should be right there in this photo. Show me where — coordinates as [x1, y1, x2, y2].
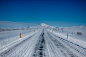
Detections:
[0, 29, 41, 57]
[47, 29, 86, 57]
[0, 23, 86, 57]
[50, 27, 86, 47]
[0, 29, 38, 47]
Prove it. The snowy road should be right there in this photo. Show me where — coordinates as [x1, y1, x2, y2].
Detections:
[0, 29, 86, 57]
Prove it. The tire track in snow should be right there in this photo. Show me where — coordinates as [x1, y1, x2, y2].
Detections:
[32, 29, 48, 57]
[44, 31, 61, 57]
[46, 31, 78, 57]
[0, 34, 35, 57]
[50, 31, 86, 57]
[0, 30, 41, 57]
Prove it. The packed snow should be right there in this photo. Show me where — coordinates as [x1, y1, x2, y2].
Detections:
[0, 23, 86, 57]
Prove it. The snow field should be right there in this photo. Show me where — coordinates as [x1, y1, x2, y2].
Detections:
[5, 30, 42, 57]
[48, 29, 86, 48]
[0, 28, 86, 57]
[0, 29, 38, 47]
[46, 29, 86, 57]
[45, 30, 77, 57]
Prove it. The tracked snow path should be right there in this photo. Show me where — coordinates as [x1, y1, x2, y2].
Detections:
[32, 29, 49, 57]
[44, 30, 85, 57]
[0, 30, 42, 57]
[48, 30, 86, 57]
[0, 29, 86, 57]
[31, 29, 80, 57]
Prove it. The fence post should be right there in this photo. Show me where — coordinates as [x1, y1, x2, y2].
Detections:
[67, 33, 68, 39]
[20, 33, 21, 38]
[34, 30, 35, 32]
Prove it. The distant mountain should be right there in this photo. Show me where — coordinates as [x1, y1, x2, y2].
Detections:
[71, 25, 86, 29]
[0, 23, 86, 31]
[58, 25, 86, 30]
[20, 23, 56, 29]
[0, 23, 56, 31]
[39, 23, 49, 26]
[28, 23, 56, 29]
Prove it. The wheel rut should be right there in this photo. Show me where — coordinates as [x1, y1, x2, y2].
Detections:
[47, 32, 77, 57]
[32, 30, 47, 57]
[0, 33, 37, 57]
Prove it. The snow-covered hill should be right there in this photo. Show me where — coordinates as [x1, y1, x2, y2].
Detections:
[39, 23, 49, 26]
[28, 23, 55, 29]
[0, 23, 55, 31]
[58, 25, 86, 29]
[72, 25, 86, 29]
[0, 23, 86, 31]
[56, 25, 86, 36]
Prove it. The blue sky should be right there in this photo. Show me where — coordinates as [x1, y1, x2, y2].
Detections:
[0, 0, 86, 28]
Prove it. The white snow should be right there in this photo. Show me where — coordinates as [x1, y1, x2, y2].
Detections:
[0, 24, 86, 57]
[48, 28, 86, 48]
[0, 29, 38, 47]
[46, 29, 86, 57]
[40, 23, 49, 26]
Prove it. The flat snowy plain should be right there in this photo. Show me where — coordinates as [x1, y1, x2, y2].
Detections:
[0, 28, 86, 57]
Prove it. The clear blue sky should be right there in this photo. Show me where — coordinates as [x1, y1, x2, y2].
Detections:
[0, 0, 86, 28]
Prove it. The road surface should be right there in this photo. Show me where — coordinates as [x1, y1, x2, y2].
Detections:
[0, 29, 86, 57]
